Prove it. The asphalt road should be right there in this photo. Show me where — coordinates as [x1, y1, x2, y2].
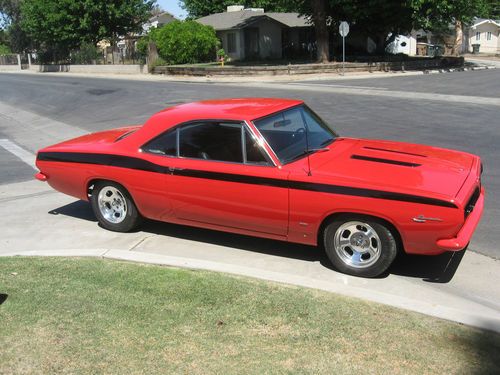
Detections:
[0, 70, 498, 258]
[298, 69, 500, 97]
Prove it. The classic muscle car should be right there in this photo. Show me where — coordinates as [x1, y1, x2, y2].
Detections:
[35, 98, 484, 277]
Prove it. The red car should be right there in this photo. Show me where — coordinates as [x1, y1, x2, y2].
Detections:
[35, 98, 484, 277]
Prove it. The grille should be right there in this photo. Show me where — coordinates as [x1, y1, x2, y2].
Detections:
[464, 187, 480, 220]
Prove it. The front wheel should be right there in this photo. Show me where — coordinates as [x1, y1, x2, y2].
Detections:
[90, 181, 142, 232]
[323, 215, 398, 278]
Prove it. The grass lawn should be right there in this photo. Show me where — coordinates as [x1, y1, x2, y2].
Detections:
[1, 257, 499, 374]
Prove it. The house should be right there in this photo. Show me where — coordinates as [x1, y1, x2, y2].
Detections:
[143, 11, 177, 33]
[385, 32, 419, 56]
[111, 12, 177, 63]
[197, 6, 313, 61]
[466, 18, 500, 53]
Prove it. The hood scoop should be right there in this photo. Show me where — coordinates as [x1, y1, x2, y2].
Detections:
[362, 146, 427, 158]
[351, 154, 421, 167]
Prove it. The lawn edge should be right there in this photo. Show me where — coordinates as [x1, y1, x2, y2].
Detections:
[1, 249, 500, 334]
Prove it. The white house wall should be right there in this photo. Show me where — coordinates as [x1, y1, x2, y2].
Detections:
[469, 23, 500, 53]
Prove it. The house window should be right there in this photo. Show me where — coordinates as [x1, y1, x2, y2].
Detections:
[227, 33, 236, 53]
[487, 31, 492, 40]
[475, 32, 480, 41]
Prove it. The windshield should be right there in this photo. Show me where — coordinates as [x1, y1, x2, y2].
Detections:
[253, 105, 338, 164]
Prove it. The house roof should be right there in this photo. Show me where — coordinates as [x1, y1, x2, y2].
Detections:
[471, 18, 500, 28]
[149, 11, 177, 24]
[197, 10, 310, 31]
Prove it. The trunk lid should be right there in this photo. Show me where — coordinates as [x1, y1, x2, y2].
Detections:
[41, 125, 141, 152]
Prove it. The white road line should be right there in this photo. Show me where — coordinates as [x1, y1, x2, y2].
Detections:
[0, 139, 37, 170]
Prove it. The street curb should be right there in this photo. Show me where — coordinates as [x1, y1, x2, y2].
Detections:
[0, 63, 494, 83]
[2, 248, 500, 334]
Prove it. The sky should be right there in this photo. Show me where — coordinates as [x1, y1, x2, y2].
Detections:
[158, 0, 186, 19]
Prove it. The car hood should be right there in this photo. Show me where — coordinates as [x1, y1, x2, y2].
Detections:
[312, 138, 475, 198]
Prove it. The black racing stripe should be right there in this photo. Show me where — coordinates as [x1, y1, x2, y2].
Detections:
[351, 154, 421, 167]
[37, 151, 456, 208]
[176, 169, 290, 188]
[37, 152, 169, 174]
[362, 146, 427, 158]
[289, 181, 456, 208]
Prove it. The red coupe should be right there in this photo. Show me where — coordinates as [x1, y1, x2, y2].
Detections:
[35, 98, 484, 277]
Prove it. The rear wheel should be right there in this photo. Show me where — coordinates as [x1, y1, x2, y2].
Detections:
[90, 181, 142, 232]
[323, 215, 398, 277]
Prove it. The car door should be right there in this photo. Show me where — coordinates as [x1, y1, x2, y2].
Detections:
[151, 120, 289, 237]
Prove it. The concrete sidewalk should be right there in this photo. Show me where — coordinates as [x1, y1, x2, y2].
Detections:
[1, 179, 500, 333]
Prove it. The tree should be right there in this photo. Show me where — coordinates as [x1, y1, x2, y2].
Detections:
[311, 0, 329, 62]
[0, 42, 11, 54]
[487, 0, 500, 18]
[79, 0, 155, 44]
[150, 20, 219, 64]
[181, 0, 296, 18]
[20, 0, 154, 60]
[415, 0, 490, 55]
[0, 0, 31, 52]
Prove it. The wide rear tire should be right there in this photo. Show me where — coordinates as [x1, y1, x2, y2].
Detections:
[90, 181, 142, 232]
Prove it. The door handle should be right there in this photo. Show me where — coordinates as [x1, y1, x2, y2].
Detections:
[168, 167, 184, 173]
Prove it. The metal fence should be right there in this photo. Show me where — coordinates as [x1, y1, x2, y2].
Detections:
[0, 54, 19, 65]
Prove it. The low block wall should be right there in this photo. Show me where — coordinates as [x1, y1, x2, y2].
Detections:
[0, 65, 21, 71]
[30, 64, 147, 74]
[153, 57, 464, 76]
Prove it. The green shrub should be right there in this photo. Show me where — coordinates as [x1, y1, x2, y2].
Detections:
[151, 20, 218, 65]
[136, 36, 149, 59]
[0, 43, 11, 55]
[71, 42, 101, 64]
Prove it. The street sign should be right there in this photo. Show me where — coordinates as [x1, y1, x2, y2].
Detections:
[339, 21, 349, 37]
[339, 21, 349, 76]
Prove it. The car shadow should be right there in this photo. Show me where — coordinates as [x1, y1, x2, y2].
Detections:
[0, 294, 8, 305]
[49, 200, 466, 283]
[48, 200, 98, 222]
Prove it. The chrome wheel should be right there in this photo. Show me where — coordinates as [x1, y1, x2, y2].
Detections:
[97, 186, 128, 224]
[333, 221, 381, 269]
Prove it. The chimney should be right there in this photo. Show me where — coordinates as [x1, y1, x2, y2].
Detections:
[227, 5, 244, 12]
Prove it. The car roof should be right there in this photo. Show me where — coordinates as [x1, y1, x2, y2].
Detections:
[150, 98, 304, 123]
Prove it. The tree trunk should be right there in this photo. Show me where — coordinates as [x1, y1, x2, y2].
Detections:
[452, 19, 463, 56]
[311, 0, 329, 63]
[147, 42, 159, 72]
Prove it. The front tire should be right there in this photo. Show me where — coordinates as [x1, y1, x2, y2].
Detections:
[323, 215, 398, 277]
[90, 181, 142, 232]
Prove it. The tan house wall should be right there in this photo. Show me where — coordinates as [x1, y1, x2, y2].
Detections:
[217, 20, 283, 61]
[217, 30, 244, 61]
[257, 19, 282, 59]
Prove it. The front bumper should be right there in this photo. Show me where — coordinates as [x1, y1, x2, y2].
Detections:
[436, 187, 485, 251]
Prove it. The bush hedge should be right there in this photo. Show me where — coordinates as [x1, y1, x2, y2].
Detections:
[151, 20, 219, 65]
[0, 43, 11, 55]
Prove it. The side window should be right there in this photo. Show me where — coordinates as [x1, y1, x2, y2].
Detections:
[227, 33, 236, 53]
[142, 128, 177, 156]
[179, 122, 243, 163]
[244, 128, 270, 165]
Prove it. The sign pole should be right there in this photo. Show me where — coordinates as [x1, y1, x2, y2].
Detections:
[342, 35, 345, 76]
[339, 21, 349, 77]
